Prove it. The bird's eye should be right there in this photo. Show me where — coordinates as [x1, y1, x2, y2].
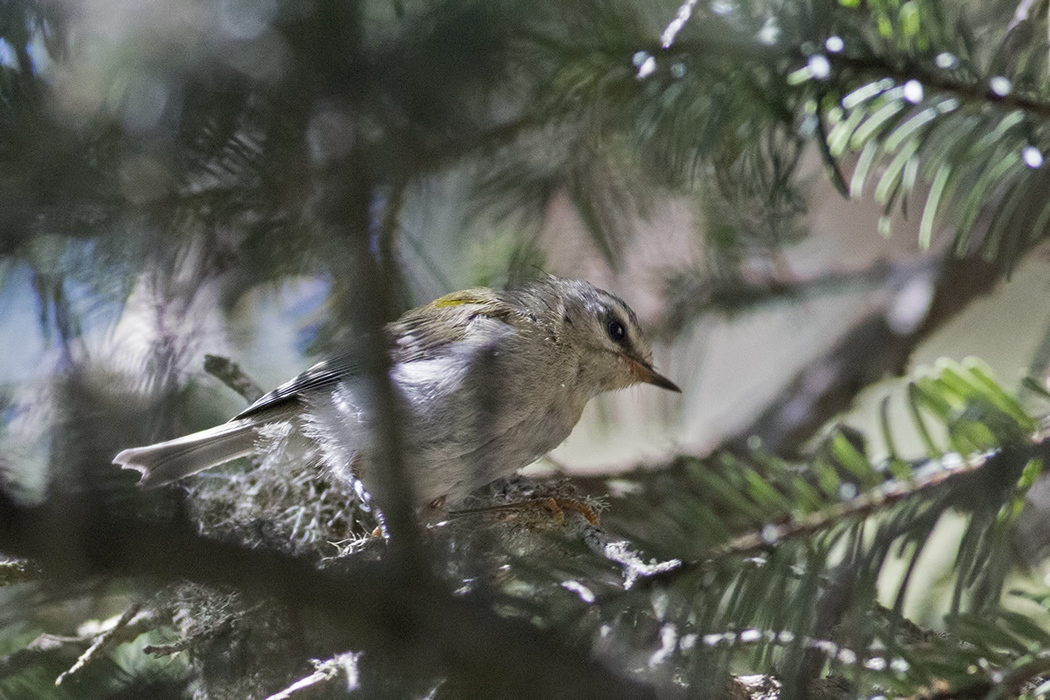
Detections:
[606, 317, 627, 345]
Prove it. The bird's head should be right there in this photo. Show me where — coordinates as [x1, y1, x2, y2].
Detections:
[530, 277, 681, 398]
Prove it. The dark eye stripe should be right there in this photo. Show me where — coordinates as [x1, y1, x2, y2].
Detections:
[606, 316, 628, 347]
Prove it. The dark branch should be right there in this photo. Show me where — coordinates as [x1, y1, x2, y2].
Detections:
[0, 489, 655, 700]
[204, 354, 264, 404]
[727, 254, 1002, 457]
[661, 258, 897, 334]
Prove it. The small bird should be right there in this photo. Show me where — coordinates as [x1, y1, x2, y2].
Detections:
[114, 276, 680, 508]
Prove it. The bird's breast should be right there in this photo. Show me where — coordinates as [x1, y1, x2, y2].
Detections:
[385, 329, 585, 505]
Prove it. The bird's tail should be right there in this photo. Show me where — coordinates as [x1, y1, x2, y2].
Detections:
[113, 420, 258, 489]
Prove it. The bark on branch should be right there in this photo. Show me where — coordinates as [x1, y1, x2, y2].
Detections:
[0, 489, 654, 700]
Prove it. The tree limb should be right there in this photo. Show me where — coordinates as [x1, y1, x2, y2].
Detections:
[726, 254, 1002, 457]
[0, 489, 655, 700]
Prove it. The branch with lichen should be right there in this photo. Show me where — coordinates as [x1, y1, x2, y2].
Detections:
[0, 604, 160, 686]
[0, 485, 656, 699]
[55, 603, 150, 686]
[263, 652, 361, 700]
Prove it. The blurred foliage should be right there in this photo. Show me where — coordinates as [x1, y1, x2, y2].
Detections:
[588, 358, 1050, 697]
[5, 0, 1050, 330]
[3, 0, 1050, 698]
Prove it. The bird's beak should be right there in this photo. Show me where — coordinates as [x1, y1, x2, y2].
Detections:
[626, 356, 681, 393]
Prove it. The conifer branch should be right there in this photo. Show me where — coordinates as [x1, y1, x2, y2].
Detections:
[824, 51, 1050, 119]
[714, 455, 981, 560]
[0, 488, 656, 700]
[572, 254, 1006, 509]
[633, 435, 1048, 592]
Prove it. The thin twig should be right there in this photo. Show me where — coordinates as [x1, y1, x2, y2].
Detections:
[714, 454, 984, 560]
[143, 640, 195, 657]
[661, 25, 1050, 119]
[204, 354, 264, 403]
[630, 438, 1047, 592]
[55, 603, 152, 685]
[263, 652, 361, 700]
[661, 257, 898, 333]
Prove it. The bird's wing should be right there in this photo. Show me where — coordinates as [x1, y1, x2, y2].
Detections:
[232, 289, 516, 420]
[388, 288, 517, 364]
[232, 354, 362, 420]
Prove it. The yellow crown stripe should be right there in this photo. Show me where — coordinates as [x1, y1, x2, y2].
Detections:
[432, 290, 489, 308]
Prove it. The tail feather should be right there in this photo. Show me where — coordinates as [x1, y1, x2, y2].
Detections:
[114, 420, 258, 488]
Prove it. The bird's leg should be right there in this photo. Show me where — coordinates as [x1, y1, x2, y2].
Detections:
[421, 495, 448, 527]
[348, 455, 390, 539]
[369, 510, 388, 539]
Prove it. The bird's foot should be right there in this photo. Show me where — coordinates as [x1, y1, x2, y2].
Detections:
[449, 496, 599, 527]
[531, 497, 599, 526]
